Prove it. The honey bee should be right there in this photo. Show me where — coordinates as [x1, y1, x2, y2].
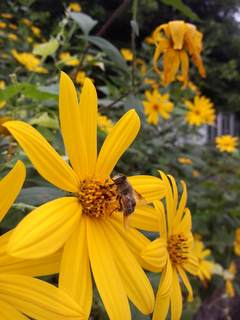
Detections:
[112, 174, 146, 227]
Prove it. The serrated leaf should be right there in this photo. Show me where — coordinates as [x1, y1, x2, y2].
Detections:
[161, 0, 200, 21]
[17, 187, 65, 205]
[82, 35, 128, 71]
[68, 11, 98, 35]
[33, 38, 59, 57]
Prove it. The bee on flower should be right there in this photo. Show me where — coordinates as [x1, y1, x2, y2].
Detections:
[185, 96, 216, 126]
[143, 89, 174, 125]
[215, 135, 238, 153]
[153, 20, 206, 86]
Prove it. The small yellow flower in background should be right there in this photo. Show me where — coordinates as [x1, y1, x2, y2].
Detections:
[143, 89, 174, 125]
[153, 20, 206, 86]
[27, 36, 33, 43]
[97, 113, 114, 134]
[215, 135, 238, 153]
[31, 26, 41, 37]
[121, 48, 133, 61]
[185, 96, 215, 126]
[193, 238, 214, 283]
[0, 80, 6, 109]
[1, 13, 13, 19]
[0, 21, 7, 29]
[192, 169, 201, 178]
[224, 262, 237, 298]
[234, 228, 240, 255]
[8, 33, 18, 41]
[144, 78, 160, 89]
[59, 52, 80, 66]
[177, 75, 200, 95]
[136, 58, 147, 75]
[11, 49, 48, 73]
[178, 157, 192, 165]
[21, 18, 32, 26]
[4, 72, 167, 319]
[75, 71, 94, 85]
[142, 172, 198, 320]
[0, 162, 84, 320]
[68, 2, 82, 12]
[9, 23, 17, 30]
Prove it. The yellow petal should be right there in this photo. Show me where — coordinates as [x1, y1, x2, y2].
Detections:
[87, 218, 131, 320]
[158, 257, 173, 297]
[79, 77, 98, 177]
[59, 216, 92, 319]
[141, 238, 168, 271]
[0, 274, 84, 320]
[163, 48, 180, 86]
[176, 180, 187, 222]
[128, 175, 166, 202]
[177, 266, 193, 301]
[152, 290, 170, 320]
[183, 254, 199, 276]
[0, 161, 25, 222]
[3, 121, 80, 192]
[59, 72, 88, 180]
[154, 200, 167, 238]
[0, 300, 28, 320]
[170, 269, 182, 320]
[8, 197, 81, 258]
[169, 21, 186, 50]
[95, 109, 140, 180]
[179, 50, 189, 85]
[102, 218, 154, 315]
[129, 205, 160, 232]
[109, 213, 157, 272]
[153, 39, 170, 75]
[167, 175, 178, 211]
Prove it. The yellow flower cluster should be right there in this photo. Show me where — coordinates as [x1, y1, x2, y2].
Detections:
[185, 96, 216, 126]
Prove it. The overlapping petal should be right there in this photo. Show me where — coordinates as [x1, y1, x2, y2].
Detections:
[59, 216, 92, 319]
[0, 300, 28, 320]
[3, 121, 80, 192]
[0, 161, 25, 222]
[129, 205, 160, 232]
[87, 218, 131, 320]
[0, 274, 84, 320]
[8, 197, 81, 258]
[141, 238, 168, 271]
[95, 109, 140, 180]
[170, 270, 182, 320]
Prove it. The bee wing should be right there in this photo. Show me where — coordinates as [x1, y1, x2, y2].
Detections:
[133, 189, 147, 206]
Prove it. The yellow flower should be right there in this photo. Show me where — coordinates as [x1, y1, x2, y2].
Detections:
[59, 52, 80, 66]
[143, 89, 174, 125]
[9, 23, 17, 30]
[97, 113, 114, 134]
[21, 18, 32, 26]
[185, 96, 215, 126]
[153, 20, 206, 86]
[225, 262, 236, 298]
[0, 80, 6, 109]
[0, 161, 84, 319]
[144, 78, 160, 89]
[0, 21, 7, 29]
[11, 49, 48, 73]
[75, 71, 94, 85]
[120, 48, 133, 61]
[4, 72, 167, 319]
[178, 157, 192, 165]
[142, 172, 198, 320]
[215, 135, 238, 153]
[8, 33, 18, 41]
[234, 228, 240, 255]
[68, 2, 82, 12]
[1, 13, 13, 19]
[31, 26, 41, 37]
[192, 238, 214, 283]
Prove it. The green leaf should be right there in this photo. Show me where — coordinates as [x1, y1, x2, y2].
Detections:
[0, 83, 24, 101]
[18, 187, 65, 206]
[160, 0, 200, 21]
[33, 38, 59, 58]
[82, 35, 128, 72]
[68, 12, 98, 35]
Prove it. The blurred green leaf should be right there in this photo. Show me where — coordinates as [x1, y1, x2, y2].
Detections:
[33, 38, 59, 58]
[68, 12, 98, 35]
[161, 0, 200, 21]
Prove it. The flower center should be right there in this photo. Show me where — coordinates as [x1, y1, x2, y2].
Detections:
[167, 233, 189, 265]
[77, 179, 120, 218]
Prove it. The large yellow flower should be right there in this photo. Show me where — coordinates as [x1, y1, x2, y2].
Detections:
[12, 49, 48, 73]
[142, 172, 198, 320]
[185, 96, 215, 126]
[0, 161, 84, 319]
[192, 238, 214, 283]
[153, 20, 206, 86]
[4, 72, 166, 319]
[234, 228, 240, 255]
[215, 135, 238, 153]
[143, 89, 174, 125]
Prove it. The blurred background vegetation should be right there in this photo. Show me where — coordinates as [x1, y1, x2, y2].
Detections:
[0, 0, 240, 319]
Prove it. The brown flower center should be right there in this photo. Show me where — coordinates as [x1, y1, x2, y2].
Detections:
[77, 179, 120, 218]
[167, 233, 189, 265]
